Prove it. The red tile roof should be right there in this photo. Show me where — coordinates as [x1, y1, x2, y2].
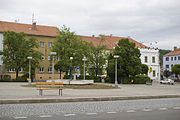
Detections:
[81, 35, 148, 50]
[164, 48, 180, 56]
[0, 21, 59, 37]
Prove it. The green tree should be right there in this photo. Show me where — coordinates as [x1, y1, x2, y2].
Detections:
[141, 64, 149, 75]
[107, 38, 142, 83]
[89, 36, 107, 77]
[163, 70, 171, 78]
[53, 26, 92, 76]
[0, 31, 41, 79]
[172, 64, 180, 78]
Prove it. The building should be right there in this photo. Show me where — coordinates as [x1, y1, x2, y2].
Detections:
[163, 46, 180, 72]
[0, 21, 160, 81]
[0, 21, 60, 80]
[82, 35, 160, 81]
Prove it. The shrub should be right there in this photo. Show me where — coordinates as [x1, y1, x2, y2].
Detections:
[63, 75, 101, 82]
[134, 74, 150, 84]
[0, 75, 27, 82]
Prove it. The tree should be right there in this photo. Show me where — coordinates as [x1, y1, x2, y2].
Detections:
[172, 64, 180, 78]
[89, 35, 107, 77]
[0, 31, 41, 79]
[53, 26, 92, 76]
[141, 64, 149, 75]
[107, 38, 142, 83]
[163, 70, 171, 78]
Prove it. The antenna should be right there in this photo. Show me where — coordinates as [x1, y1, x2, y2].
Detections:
[32, 13, 36, 23]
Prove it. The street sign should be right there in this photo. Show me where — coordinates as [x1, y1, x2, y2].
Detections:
[150, 67, 152, 72]
[77, 66, 79, 70]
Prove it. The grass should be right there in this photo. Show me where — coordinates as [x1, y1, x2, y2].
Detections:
[21, 84, 117, 89]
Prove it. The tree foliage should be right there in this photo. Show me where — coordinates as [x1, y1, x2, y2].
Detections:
[106, 38, 142, 83]
[163, 69, 171, 78]
[172, 64, 180, 78]
[52, 26, 92, 75]
[141, 64, 149, 75]
[88, 35, 107, 77]
[0, 31, 41, 79]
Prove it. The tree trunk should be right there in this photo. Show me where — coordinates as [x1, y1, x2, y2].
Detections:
[60, 69, 61, 80]
[16, 70, 19, 79]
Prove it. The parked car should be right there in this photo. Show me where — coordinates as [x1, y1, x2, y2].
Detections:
[160, 79, 174, 85]
[174, 78, 180, 82]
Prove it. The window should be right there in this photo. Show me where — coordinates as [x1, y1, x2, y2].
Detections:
[145, 56, 148, 63]
[178, 56, 180, 60]
[40, 42, 44, 47]
[152, 56, 155, 63]
[166, 65, 169, 69]
[41, 55, 45, 60]
[153, 70, 156, 77]
[48, 55, 51, 60]
[48, 67, 52, 73]
[48, 42, 52, 48]
[8, 68, 15, 72]
[39, 67, 44, 73]
[171, 57, 173, 61]
[175, 57, 177, 60]
[166, 57, 169, 61]
[20, 68, 23, 72]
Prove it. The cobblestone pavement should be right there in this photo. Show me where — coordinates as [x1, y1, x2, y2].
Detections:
[0, 98, 180, 119]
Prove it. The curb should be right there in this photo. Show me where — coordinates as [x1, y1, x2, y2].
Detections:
[1, 95, 180, 104]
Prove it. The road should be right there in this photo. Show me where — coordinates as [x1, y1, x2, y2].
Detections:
[0, 98, 180, 120]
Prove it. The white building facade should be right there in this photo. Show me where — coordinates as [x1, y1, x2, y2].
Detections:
[140, 48, 160, 81]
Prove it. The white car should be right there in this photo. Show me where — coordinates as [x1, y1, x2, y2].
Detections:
[160, 79, 174, 85]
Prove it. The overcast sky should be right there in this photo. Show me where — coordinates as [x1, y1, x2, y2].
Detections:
[0, 0, 180, 50]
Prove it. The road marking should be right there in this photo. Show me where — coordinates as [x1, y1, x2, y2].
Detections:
[86, 113, 97, 115]
[160, 108, 168, 111]
[64, 114, 76, 117]
[107, 112, 117, 114]
[40, 115, 52, 117]
[143, 108, 152, 112]
[14, 117, 27, 119]
[127, 110, 136, 113]
[173, 107, 180, 110]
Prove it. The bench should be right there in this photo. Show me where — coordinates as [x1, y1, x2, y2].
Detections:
[36, 82, 63, 96]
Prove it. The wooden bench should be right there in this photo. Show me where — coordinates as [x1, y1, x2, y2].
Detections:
[36, 82, 63, 96]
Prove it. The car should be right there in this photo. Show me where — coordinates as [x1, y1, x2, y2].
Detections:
[160, 79, 174, 85]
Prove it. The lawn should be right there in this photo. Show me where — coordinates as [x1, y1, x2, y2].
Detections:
[21, 84, 117, 89]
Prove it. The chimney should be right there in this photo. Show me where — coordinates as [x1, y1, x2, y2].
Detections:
[32, 22, 37, 31]
[110, 34, 112, 37]
[92, 35, 95, 37]
[174, 46, 177, 51]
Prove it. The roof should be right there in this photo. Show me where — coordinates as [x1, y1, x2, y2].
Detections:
[0, 21, 59, 37]
[81, 35, 148, 50]
[164, 48, 180, 56]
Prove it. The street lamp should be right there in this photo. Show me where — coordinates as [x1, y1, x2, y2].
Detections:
[50, 52, 56, 82]
[27, 56, 32, 84]
[70, 57, 73, 80]
[114, 55, 119, 88]
[82, 57, 87, 80]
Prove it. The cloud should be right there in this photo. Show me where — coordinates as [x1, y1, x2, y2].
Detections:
[0, 0, 180, 49]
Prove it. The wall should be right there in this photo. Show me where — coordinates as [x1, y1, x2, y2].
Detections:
[163, 55, 180, 72]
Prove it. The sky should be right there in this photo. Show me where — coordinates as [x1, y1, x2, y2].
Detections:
[0, 0, 180, 50]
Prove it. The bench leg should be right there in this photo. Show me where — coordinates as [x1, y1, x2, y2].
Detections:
[39, 90, 43, 96]
[59, 89, 62, 96]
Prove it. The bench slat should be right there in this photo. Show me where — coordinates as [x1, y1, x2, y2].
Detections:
[36, 82, 63, 85]
[36, 85, 63, 87]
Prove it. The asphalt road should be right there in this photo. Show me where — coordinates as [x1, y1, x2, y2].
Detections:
[0, 98, 180, 120]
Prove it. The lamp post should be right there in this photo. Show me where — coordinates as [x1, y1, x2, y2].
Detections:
[114, 55, 119, 88]
[50, 52, 56, 82]
[82, 57, 87, 80]
[70, 57, 73, 79]
[27, 56, 32, 84]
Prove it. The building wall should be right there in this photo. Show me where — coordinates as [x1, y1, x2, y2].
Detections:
[163, 55, 180, 72]
[140, 48, 160, 81]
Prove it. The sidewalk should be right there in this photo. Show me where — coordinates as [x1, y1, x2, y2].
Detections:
[0, 82, 180, 104]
